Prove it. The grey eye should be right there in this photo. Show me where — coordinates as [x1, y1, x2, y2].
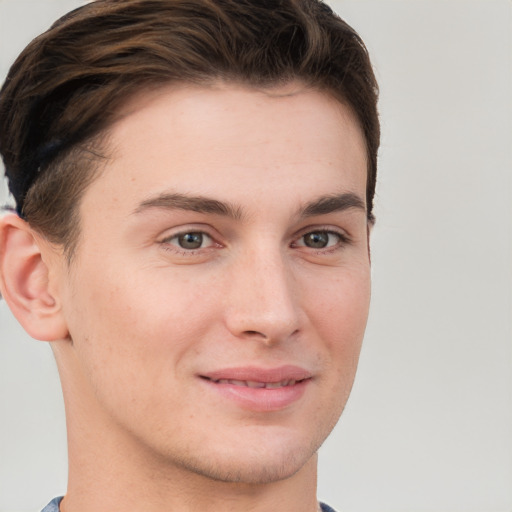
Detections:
[302, 231, 330, 248]
[177, 232, 204, 249]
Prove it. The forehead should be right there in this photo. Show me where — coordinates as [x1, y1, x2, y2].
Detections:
[80, 82, 367, 221]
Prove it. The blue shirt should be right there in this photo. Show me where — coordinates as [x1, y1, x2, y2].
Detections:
[41, 497, 62, 512]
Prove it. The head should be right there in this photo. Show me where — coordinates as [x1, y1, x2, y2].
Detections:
[0, 0, 378, 258]
[0, 0, 379, 498]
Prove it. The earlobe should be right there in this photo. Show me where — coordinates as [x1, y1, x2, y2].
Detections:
[0, 213, 69, 341]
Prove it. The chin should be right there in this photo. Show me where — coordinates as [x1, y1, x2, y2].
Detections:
[179, 448, 315, 485]
[165, 426, 326, 485]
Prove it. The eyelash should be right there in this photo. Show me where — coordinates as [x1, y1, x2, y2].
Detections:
[158, 227, 351, 256]
[291, 228, 351, 253]
[159, 230, 219, 255]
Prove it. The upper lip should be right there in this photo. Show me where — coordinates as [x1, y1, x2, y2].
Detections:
[200, 365, 312, 384]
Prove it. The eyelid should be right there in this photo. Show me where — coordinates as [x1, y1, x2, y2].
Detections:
[292, 225, 350, 241]
[291, 226, 352, 251]
[157, 224, 223, 255]
[161, 230, 213, 246]
[158, 223, 217, 242]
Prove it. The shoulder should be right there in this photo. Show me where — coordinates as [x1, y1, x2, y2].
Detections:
[40, 497, 63, 512]
[320, 502, 339, 512]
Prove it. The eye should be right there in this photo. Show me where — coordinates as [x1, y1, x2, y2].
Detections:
[165, 231, 214, 250]
[295, 230, 345, 249]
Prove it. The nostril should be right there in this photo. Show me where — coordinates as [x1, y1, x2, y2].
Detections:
[244, 330, 268, 338]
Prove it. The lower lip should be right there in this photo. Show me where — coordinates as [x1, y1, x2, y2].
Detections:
[201, 378, 310, 412]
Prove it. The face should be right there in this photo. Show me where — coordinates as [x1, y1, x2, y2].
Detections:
[54, 83, 370, 484]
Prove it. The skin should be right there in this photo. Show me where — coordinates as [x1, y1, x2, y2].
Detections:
[0, 82, 371, 512]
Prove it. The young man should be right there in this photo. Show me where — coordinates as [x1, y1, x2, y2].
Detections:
[0, 1, 379, 511]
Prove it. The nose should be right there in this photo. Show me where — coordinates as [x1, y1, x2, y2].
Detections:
[223, 248, 301, 345]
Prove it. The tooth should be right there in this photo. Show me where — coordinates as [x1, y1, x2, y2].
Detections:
[229, 379, 248, 387]
[265, 381, 283, 389]
[213, 379, 299, 388]
[246, 381, 265, 388]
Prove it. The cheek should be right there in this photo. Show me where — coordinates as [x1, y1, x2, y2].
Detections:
[299, 267, 370, 437]
[309, 265, 371, 344]
[70, 261, 215, 339]
[62, 265, 220, 399]
[59, 277, 222, 436]
[306, 264, 370, 396]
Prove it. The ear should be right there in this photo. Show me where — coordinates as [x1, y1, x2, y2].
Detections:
[0, 213, 69, 341]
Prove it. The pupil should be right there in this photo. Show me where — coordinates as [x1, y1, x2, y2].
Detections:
[304, 232, 328, 248]
[179, 232, 203, 249]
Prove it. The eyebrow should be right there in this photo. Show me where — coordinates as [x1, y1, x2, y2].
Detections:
[133, 192, 244, 219]
[300, 192, 366, 218]
[133, 191, 366, 219]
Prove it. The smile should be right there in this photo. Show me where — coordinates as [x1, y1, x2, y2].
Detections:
[206, 378, 304, 389]
[199, 366, 312, 412]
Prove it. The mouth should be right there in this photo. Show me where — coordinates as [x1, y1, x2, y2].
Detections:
[202, 377, 307, 389]
[199, 366, 312, 412]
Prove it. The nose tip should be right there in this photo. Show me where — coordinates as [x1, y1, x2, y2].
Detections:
[224, 255, 301, 345]
[239, 325, 299, 347]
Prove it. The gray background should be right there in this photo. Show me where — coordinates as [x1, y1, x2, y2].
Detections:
[1, 1, 511, 511]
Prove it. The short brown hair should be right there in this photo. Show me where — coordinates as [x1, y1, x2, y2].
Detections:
[0, 0, 379, 256]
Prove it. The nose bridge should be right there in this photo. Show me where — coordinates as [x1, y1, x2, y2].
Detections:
[224, 243, 300, 343]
